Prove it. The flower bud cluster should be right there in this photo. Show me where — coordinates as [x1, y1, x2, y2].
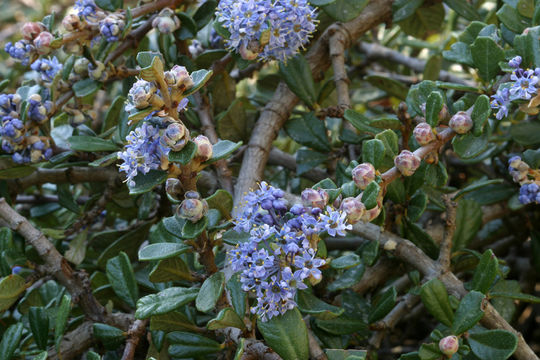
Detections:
[5, 22, 54, 65]
[395, 150, 421, 176]
[449, 111, 473, 134]
[216, 0, 318, 62]
[508, 156, 540, 205]
[31, 57, 63, 83]
[0, 93, 53, 164]
[152, 8, 181, 34]
[193, 135, 213, 162]
[99, 13, 125, 42]
[177, 191, 209, 222]
[231, 182, 352, 321]
[163, 121, 190, 151]
[351, 163, 376, 190]
[413, 122, 436, 145]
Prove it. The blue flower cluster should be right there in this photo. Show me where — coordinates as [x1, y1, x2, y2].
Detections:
[31, 57, 62, 83]
[491, 56, 540, 120]
[216, 0, 318, 62]
[75, 0, 99, 21]
[117, 122, 171, 187]
[230, 182, 351, 321]
[508, 156, 540, 205]
[4, 40, 35, 66]
[0, 93, 53, 164]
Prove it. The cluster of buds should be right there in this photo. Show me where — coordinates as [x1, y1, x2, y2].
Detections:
[99, 13, 125, 42]
[508, 156, 540, 205]
[351, 163, 376, 189]
[5, 22, 53, 65]
[413, 122, 436, 145]
[301, 188, 329, 209]
[152, 8, 181, 34]
[177, 191, 209, 223]
[193, 135, 213, 162]
[395, 150, 421, 176]
[0, 93, 53, 164]
[449, 111, 473, 134]
[163, 122, 190, 151]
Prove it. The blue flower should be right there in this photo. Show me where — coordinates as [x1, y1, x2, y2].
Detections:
[490, 87, 510, 120]
[294, 249, 325, 280]
[318, 207, 352, 237]
[216, 0, 318, 62]
[117, 122, 170, 187]
[4, 40, 35, 66]
[99, 14, 125, 42]
[75, 0, 98, 20]
[510, 69, 538, 99]
[31, 57, 63, 82]
[508, 56, 522, 68]
[518, 182, 540, 205]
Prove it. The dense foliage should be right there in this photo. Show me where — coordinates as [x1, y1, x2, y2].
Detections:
[0, 0, 539, 360]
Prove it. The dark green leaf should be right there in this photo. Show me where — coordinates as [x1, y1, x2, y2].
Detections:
[510, 121, 540, 145]
[365, 75, 409, 100]
[403, 219, 439, 259]
[361, 181, 380, 210]
[425, 92, 443, 127]
[0, 323, 23, 360]
[470, 37, 504, 81]
[150, 311, 199, 332]
[296, 289, 344, 320]
[257, 308, 309, 360]
[196, 272, 225, 313]
[362, 139, 385, 169]
[322, 0, 368, 22]
[496, 4, 529, 33]
[279, 55, 317, 108]
[207, 307, 246, 330]
[29, 307, 49, 350]
[296, 149, 327, 175]
[468, 329, 518, 360]
[0, 274, 26, 312]
[93, 323, 125, 350]
[471, 250, 498, 294]
[392, 0, 423, 22]
[452, 199, 482, 251]
[128, 170, 168, 195]
[182, 217, 208, 239]
[330, 254, 361, 270]
[0, 166, 36, 180]
[452, 291, 485, 335]
[73, 79, 100, 98]
[420, 279, 454, 327]
[368, 286, 397, 323]
[227, 274, 246, 317]
[139, 243, 190, 261]
[184, 69, 213, 96]
[103, 96, 126, 133]
[471, 95, 490, 136]
[206, 140, 243, 164]
[408, 190, 427, 222]
[168, 141, 197, 164]
[286, 113, 330, 152]
[193, 0, 217, 29]
[314, 315, 368, 336]
[135, 287, 199, 319]
[68, 136, 119, 152]
[167, 331, 222, 357]
[54, 294, 71, 351]
[443, 0, 480, 20]
[149, 257, 195, 282]
[96, 0, 122, 11]
[106, 252, 139, 307]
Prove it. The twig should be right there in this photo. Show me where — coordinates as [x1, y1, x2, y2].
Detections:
[438, 195, 457, 272]
[351, 257, 403, 294]
[233, 0, 394, 210]
[358, 42, 474, 86]
[121, 319, 149, 360]
[194, 93, 234, 194]
[47, 321, 94, 360]
[268, 147, 327, 183]
[304, 318, 328, 360]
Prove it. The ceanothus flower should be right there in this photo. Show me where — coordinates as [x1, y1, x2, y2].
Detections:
[510, 69, 538, 100]
[318, 207, 352, 237]
[117, 122, 170, 187]
[490, 87, 510, 120]
[31, 57, 62, 82]
[4, 40, 36, 66]
[216, 0, 318, 62]
[99, 14, 125, 42]
[75, 0, 99, 20]
[27, 94, 52, 124]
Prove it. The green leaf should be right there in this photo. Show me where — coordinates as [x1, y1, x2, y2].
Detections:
[106, 252, 139, 308]
[184, 69, 213, 96]
[375, 129, 399, 157]
[93, 323, 125, 350]
[420, 279, 454, 327]
[468, 329, 518, 360]
[139, 243, 190, 261]
[322, 0, 369, 22]
[0, 274, 26, 312]
[330, 254, 361, 270]
[257, 308, 309, 360]
[471, 95, 490, 136]
[361, 181, 380, 210]
[368, 286, 397, 323]
[32, 352, 47, 360]
[489, 291, 540, 303]
[365, 75, 409, 100]
[296, 289, 344, 320]
[167, 331, 222, 357]
[96, 0, 122, 11]
[149, 257, 195, 282]
[406, 81, 444, 117]
[369, 115, 402, 130]
[182, 217, 208, 239]
[362, 139, 385, 169]
[453, 179, 504, 201]
[0, 166, 36, 179]
[29, 307, 49, 350]
[196, 272, 225, 313]
[470, 37, 504, 81]
[207, 307, 246, 330]
[279, 54, 317, 108]
[408, 190, 427, 222]
[168, 141, 197, 164]
[452, 291, 485, 335]
[397, 2, 445, 39]
[136, 51, 163, 68]
[392, 0, 423, 22]
[443, 0, 481, 20]
[103, 96, 126, 133]
[286, 113, 330, 152]
[361, 239, 379, 266]
[496, 4, 529, 33]
[193, 0, 217, 28]
[150, 311, 199, 332]
[175, 13, 198, 40]
[327, 264, 365, 292]
[128, 107, 154, 123]
[452, 126, 490, 159]
[206, 139, 243, 164]
[403, 219, 439, 259]
[0, 323, 23, 360]
[227, 274, 246, 317]
[296, 149, 326, 175]
[314, 315, 368, 336]
[510, 121, 540, 146]
[325, 349, 367, 360]
[128, 170, 168, 195]
[68, 136, 119, 152]
[344, 109, 382, 134]
[425, 92, 443, 127]
[452, 199, 482, 251]
[471, 250, 498, 294]
[136, 287, 199, 319]
[514, 26, 540, 68]
[54, 294, 71, 351]
[418, 343, 442, 360]
[73, 79, 100, 97]
[443, 42, 474, 67]
[97, 223, 152, 268]
[206, 189, 233, 218]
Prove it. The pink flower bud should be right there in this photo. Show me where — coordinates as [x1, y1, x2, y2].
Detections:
[449, 111, 473, 134]
[301, 188, 329, 209]
[164, 65, 193, 89]
[33, 31, 54, 55]
[22, 22, 45, 40]
[413, 122, 436, 145]
[394, 150, 421, 176]
[439, 335, 459, 357]
[339, 197, 365, 224]
[193, 135, 213, 162]
[62, 14, 83, 32]
[152, 8, 180, 34]
[351, 163, 376, 190]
